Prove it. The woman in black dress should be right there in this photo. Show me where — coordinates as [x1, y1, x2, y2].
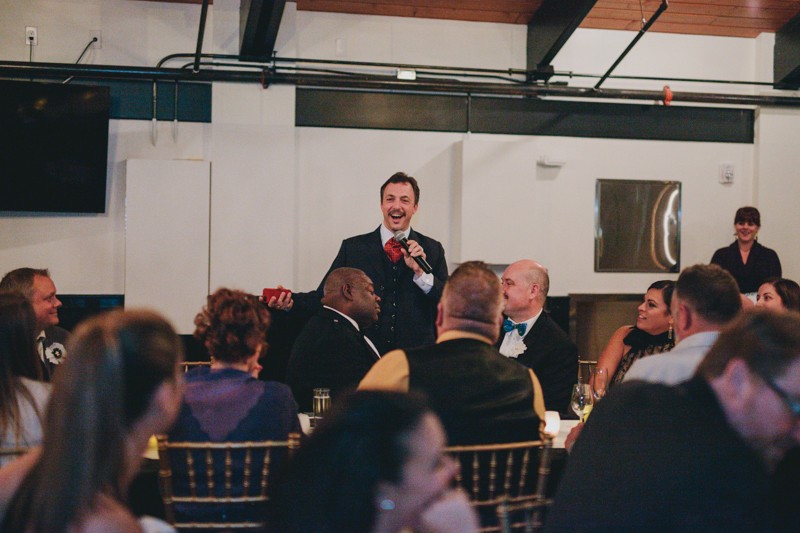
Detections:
[711, 206, 781, 298]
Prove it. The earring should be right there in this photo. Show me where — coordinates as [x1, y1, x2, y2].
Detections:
[668, 322, 673, 341]
[380, 499, 396, 511]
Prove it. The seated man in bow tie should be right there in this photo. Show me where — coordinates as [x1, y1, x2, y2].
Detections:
[286, 268, 382, 412]
[497, 260, 577, 414]
[0, 267, 69, 381]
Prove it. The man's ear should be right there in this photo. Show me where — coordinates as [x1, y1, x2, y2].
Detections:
[677, 302, 691, 332]
[722, 358, 757, 410]
[435, 302, 444, 328]
[341, 283, 355, 302]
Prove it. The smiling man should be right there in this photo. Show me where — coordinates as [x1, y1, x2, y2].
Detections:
[0, 267, 70, 380]
[496, 259, 577, 413]
[278, 172, 448, 354]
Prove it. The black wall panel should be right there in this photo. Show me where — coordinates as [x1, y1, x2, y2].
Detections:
[296, 89, 468, 132]
[296, 88, 754, 144]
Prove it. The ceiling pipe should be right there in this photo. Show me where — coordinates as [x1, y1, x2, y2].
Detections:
[594, 0, 668, 90]
[193, 0, 211, 74]
[2, 59, 800, 108]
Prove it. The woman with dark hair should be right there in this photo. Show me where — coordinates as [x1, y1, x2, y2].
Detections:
[0, 291, 50, 465]
[167, 288, 300, 524]
[711, 206, 782, 297]
[271, 391, 478, 533]
[757, 277, 800, 313]
[595, 280, 675, 385]
[0, 309, 184, 532]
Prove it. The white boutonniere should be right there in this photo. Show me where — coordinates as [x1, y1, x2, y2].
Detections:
[44, 342, 67, 365]
[505, 338, 527, 358]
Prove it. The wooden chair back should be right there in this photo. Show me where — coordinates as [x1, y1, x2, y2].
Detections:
[496, 497, 553, 533]
[156, 433, 301, 531]
[445, 439, 553, 533]
[181, 361, 212, 373]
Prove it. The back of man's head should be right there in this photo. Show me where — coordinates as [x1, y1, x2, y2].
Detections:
[0, 268, 50, 301]
[698, 310, 800, 381]
[675, 264, 741, 326]
[440, 261, 503, 340]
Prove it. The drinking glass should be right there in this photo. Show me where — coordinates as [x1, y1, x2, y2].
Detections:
[313, 388, 331, 422]
[570, 383, 594, 423]
[592, 368, 608, 401]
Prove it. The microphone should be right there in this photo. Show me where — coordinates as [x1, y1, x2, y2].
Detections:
[394, 231, 433, 274]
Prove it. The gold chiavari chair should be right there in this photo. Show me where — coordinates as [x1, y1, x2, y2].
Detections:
[445, 439, 553, 533]
[181, 361, 212, 373]
[156, 433, 301, 531]
[496, 497, 553, 533]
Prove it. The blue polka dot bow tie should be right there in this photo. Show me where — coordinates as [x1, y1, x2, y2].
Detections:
[503, 318, 527, 336]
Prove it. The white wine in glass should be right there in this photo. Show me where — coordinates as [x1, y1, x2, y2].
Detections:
[570, 383, 594, 423]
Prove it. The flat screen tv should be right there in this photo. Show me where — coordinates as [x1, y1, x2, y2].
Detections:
[0, 80, 110, 213]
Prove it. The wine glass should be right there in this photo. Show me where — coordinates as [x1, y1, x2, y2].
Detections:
[570, 383, 594, 423]
[591, 368, 608, 401]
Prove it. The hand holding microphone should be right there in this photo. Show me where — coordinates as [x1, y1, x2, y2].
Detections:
[394, 231, 433, 274]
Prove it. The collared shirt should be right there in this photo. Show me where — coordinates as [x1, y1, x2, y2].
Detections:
[498, 308, 543, 358]
[322, 305, 381, 358]
[623, 330, 721, 385]
[358, 329, 546, 422]
[380, 224, 433, 294]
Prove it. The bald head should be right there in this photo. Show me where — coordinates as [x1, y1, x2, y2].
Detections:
[322, 268, 380, 329]
[438, 261, 503, 341]
[501, 259, 550, 322]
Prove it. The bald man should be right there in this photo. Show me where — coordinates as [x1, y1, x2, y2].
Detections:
[286, 268, 382, 411]
[497, 260, 578, 413]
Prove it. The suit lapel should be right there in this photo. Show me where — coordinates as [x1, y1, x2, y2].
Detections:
[364, 227, 386, 286]
[321, 307, 380, 361]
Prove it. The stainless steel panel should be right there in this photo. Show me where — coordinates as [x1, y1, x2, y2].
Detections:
[595, 179, 681, 273]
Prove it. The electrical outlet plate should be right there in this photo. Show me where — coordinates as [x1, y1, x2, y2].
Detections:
[25, 26, 37, 46]
[89, 29, 102, 49]
[719, 163, 734, 184]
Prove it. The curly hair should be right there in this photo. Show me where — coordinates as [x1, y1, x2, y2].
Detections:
[193, 288, 270, 364]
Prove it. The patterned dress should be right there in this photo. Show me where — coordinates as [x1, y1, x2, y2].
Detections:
[611, 327, 674, 385]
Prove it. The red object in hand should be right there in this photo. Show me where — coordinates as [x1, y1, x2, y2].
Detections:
[262, 288, 289, 301]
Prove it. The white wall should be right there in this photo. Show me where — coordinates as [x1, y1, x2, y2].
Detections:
[2, 0, 799, 327]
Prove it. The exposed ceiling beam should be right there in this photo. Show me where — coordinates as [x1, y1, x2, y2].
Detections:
[774, 10, 800, 89]
[527, 0, 598, 80]
[239, 0, 287, 61]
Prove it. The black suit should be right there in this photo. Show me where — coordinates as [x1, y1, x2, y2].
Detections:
[295, 226, 447, 354]
[286, 307, 380, 412]
[497, 312, 578, 413]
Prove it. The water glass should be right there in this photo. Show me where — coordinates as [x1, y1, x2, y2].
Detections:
[313, 388, 331, 421]
[592, 368, 608, 401]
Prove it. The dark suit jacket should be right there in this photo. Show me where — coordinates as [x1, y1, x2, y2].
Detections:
[295, 226, 448, 354]
[497, 312, 578, 413]
[546, 378, 773, 532]
[286, 307, 380, 412]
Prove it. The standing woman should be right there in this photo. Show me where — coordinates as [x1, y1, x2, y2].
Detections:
[0, 292, 50, 464]
[595, 280, 675, 386]
[711, 206, 781, 298]
[0, 310, 184, 532]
